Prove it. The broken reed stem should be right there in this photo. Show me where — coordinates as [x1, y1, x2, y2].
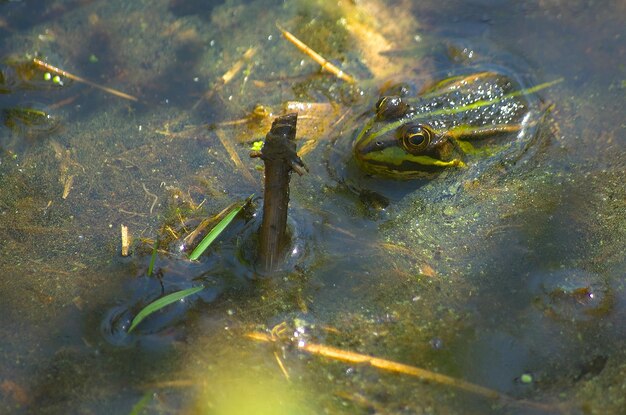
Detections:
[120, 224, 130, 256]
[250, 113, 306, 273]
[192, 46, 257, 110]
[214, 129, 257, 185]
[247, 332, 499, 399]
[247, 331, 563, 413]
[61, 175, 74, 199]
[277, 25, 356, 84]
[32, 58, 138, 101]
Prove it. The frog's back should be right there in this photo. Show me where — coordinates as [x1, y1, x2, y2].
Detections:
[412, 71, 531, 132]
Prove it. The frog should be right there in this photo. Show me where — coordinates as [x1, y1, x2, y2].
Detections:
[352, 70, 549, 179]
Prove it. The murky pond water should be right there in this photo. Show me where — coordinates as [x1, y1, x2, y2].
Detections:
[0, 0, 624, 414]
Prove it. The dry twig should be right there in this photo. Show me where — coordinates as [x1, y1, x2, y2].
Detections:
[247, 331, 563, 413]
[214, 129, 257, 185]
[278, 25, 356, 84]
[192, 47, 257, 109]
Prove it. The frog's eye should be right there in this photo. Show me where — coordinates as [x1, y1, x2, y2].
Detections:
[398, 123, 433, 153]
[375, 96, 409, 120]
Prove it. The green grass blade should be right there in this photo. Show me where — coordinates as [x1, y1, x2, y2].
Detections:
[128, 392, 151, 415]
[147, 241, 158, 277]
[187, 195, 253, 261]
[127, 285, 204, 333]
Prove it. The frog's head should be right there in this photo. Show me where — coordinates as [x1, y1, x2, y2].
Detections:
[353, 96, 463, 179]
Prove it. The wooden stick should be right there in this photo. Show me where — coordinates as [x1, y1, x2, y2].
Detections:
[250, 113, 306, 272]
[32, 58, 138, 101]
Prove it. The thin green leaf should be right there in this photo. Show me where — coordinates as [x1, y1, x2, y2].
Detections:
[127, 285, 204, 333]
[147, 240, 158, 277]
[188, 195, 253, 261]
[128, 392, 151, 415]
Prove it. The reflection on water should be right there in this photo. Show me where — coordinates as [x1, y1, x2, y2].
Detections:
[0, 0, 624, 414]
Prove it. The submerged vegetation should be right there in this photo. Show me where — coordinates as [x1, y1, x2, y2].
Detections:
[125, 194, 253, 334]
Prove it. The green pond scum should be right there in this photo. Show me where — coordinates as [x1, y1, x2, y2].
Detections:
[0, 1, 624, 414]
